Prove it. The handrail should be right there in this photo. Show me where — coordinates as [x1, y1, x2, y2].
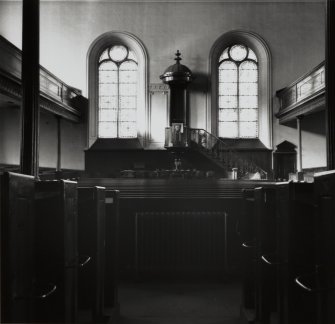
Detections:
[276, 61, 325, 122]
[188, 127, 268, 179]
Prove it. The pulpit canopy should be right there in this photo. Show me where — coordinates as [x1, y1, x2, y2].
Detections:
[160, 50, 194, 84]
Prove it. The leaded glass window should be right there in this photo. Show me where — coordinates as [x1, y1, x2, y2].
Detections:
[98, 45, 138, 138]
[218, 44, 258, 138]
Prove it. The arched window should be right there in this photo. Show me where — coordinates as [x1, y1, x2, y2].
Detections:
[98, 45, 138, 138]
[210, 31, 272, 148]
[218, 44, 258, 138]
[88, 32, 148, 147]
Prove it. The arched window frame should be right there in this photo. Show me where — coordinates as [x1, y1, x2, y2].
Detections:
[209, 30, 272, 148]
[87, 31, 148, 147]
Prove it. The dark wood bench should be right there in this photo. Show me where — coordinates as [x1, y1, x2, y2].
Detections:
[77, 186, 106, 322]
[104, 189, 120, 319]
[34, 179, 78, 323]
[0, 172, 35, 323]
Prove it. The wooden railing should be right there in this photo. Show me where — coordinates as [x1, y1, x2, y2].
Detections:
[165, 126, 268, 180]
[276, 62, 325, 123]
[0, 35, 84, 122]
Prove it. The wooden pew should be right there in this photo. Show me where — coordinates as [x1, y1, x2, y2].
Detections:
[104, 189, 120, 318]
[33, 180, 78, 323]
[240, 188, 258, 322]
[296, 171, 335, 324]
[77, 186, 106, 322]
[0, 172, 35, 323]
[254, 186, 278, 324]
[275, 181, 317, 324]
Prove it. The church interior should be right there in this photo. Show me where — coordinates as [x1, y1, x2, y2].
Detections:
[1, 0, 335, 323]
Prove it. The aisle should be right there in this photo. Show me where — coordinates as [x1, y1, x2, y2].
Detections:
[116, 280, 246, 324]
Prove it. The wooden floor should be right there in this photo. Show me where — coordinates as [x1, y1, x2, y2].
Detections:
[115, 280, 246, 324]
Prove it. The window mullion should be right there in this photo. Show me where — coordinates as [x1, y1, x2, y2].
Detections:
[237, 62, 240, 138]
[117, 66, 120, 138]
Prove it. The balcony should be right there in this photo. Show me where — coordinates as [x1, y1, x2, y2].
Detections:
[0, 35, 85, 122]
[276, 62, 325, 124]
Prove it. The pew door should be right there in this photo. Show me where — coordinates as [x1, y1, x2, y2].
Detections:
[0, 172, 35, 323]
[313, 171, 335, 324]
[240, 189, 257, 321]
[276, 182, 317, 324]
[34, 180, 78, 323]
[104, 189, 120, 315]
[78, 186, 106, 321]
[254, 186, 277, 324]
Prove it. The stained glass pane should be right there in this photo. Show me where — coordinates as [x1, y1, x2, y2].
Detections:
[239, 122, 258, 138]
[119, 83, 137, 96]
[119, 108, 136, 122]
[240, 108, 258, 121]
[218, 44, 258, 139]
[120, 96, 136, 109]
[219, 61, 238, 82]
[239, 83, 258, 96]
[219, 108, 238, 122]
[120, 60, 138, 71]
[99, 109, 117, 122]
[99, 83, 118, 96]
[218, 82, 237, 96]
[120, 70, 137, 83]
[99, 62, 118, 95]
[99, 49, 109, 62]
[128, 50, 138, 63]
[219, 48, 229, 62]
[239, 95, 258, 109]
[109, 45, 128, 62]
[219, 95, 238, 109]
[248, 48, 258, 62]
[98, 122, 117, 138]
[99, 61, 118, 74]
[229, 45, 247, 61]
[119, 122, 137, 138]
[219, 122, 238, 138]
[239, 61, 258, 83]
[120, 60, 138, 85]
[98, 45, 138, 139]
[99, 96, 118, 109]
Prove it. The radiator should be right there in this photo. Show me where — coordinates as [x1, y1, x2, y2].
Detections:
[134, 211, 229, 277]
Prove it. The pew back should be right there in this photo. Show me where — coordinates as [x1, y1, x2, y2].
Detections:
[0, 172, 35, 323]
[77, 186, 106, 320]
[34, 180, 78, 323]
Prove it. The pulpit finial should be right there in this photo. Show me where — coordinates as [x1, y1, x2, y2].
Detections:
[174, 50, 182, 64]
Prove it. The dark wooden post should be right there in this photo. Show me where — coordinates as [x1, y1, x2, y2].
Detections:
[20, 0, 40, 177]
[326, 0, 335, 170]
[56, 116, 62, 173]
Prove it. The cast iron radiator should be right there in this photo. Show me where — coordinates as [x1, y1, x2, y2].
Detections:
[134, 211, 229, 277]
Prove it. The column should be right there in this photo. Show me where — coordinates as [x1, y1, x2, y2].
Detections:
[296, 115, 303, 172]
[20, 0, 40, 177]
[326, 0, 335, 170]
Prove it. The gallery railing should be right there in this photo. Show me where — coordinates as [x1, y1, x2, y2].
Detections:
[0, 35, 83, 122]
[165, 126, 268, 179]
[276, 61, 325, 123]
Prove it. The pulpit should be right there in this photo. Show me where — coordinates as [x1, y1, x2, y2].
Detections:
[160, 50, 194, 149]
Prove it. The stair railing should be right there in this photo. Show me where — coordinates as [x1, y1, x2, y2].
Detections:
[164, 126, 268, 179]
[188, 128, 268, 180]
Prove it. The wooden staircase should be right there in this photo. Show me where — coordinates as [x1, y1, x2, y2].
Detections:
[165, 126, 268, 180]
